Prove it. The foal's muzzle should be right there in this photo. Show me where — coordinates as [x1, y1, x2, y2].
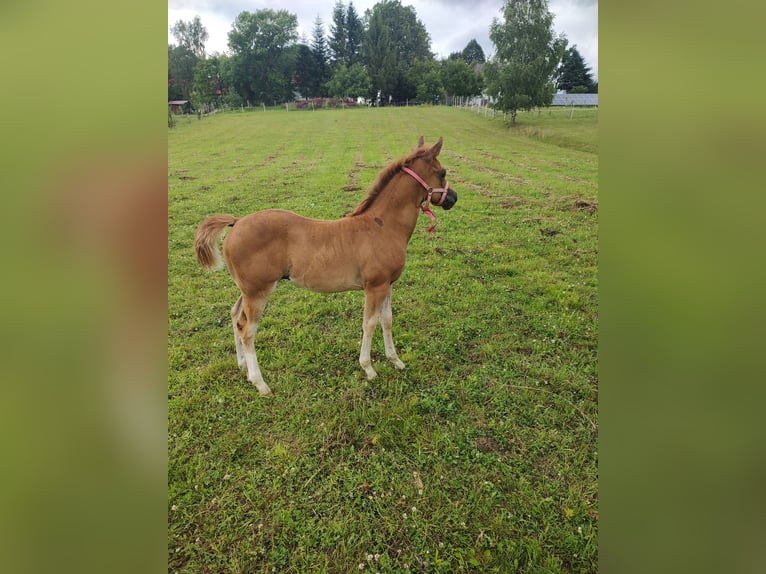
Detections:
[437, 187, 458, 210]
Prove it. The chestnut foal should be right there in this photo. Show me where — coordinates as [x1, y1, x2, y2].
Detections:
[194, 137, 457, 395]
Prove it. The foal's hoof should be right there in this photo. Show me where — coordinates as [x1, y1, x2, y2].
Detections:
[386, 354, 406, 370]
[253, 382, 273, 396]
[364, 368, 378, 381]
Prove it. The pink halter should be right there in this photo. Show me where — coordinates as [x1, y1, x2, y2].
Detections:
[401, 166, 451, 232]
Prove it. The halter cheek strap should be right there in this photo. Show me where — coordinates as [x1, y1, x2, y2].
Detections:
[401, 166, 450, 233]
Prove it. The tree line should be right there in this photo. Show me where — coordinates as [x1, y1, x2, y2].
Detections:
[168, 0, 596, 124]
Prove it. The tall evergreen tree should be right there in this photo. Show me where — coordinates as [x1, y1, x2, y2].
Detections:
[293, 44, 319, 98]
[345, 3, 365, 66]
[461, 39, 486, 65]
[329, 1, 347, 67]
[484, 0, 567, 125]
[555, 46, 595, 93]
[310, 16, 330, 95]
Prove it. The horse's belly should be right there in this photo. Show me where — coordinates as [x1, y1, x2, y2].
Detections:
[289, 266, 363, 293]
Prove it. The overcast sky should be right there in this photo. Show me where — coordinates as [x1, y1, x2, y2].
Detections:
[168, 0, 598, 81]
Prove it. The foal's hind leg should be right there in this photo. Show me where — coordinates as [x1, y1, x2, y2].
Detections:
[231, 295, 245, 370]
[380, 289, 406, 371]
[235, 286, 275, 396]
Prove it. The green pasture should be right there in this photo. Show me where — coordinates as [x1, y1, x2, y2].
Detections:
[168, 105, 598, 572]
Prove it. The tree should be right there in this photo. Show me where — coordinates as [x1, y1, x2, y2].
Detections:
[170, 15, 208, 58]
[168, 44, 197, 101]
[325, 63, 370, 99]
[556, 46, 595, 93]
[483, 0, 567, 125]
[345, 2, 365, 66]
[227, 9, 299, 105]
[406, 58, 443, 104]
[461, 39, 486, 65]
[328, 1, 365, 68]
[191, 55, 226, 110]
[292, 44, 320, 98]
[441, 58, 483, 102]
[310, 16, 330, 95]
[364, 0, 433, 103]
[329, 1, 348, 67]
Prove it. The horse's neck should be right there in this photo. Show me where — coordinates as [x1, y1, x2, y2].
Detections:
[365, 178, 421, 238]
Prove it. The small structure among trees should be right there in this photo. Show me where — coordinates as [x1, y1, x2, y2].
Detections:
[168, 100, 191, 114]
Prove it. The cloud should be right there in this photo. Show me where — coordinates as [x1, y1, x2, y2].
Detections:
[550, 0, 598, 79]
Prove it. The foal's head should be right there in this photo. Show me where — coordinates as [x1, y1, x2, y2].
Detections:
[403, 136, 458, 210]
[348, 136, 458, 217]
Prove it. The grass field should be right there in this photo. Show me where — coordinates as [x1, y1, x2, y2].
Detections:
[168, 105, 598, 573]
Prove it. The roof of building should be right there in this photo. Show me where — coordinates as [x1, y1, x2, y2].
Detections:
[551, 93, 598, 106]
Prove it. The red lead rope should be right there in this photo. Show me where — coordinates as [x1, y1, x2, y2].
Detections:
[401, 166, 450, 233]
[421, 205, 437, 232]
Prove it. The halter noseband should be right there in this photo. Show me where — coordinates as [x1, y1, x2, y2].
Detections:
[401, 166, 450, 232]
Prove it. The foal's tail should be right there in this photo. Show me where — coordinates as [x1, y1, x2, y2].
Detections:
[194, 214, 238, 271]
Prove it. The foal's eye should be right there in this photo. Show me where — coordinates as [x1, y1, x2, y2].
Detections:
[439, 169, 447, 179]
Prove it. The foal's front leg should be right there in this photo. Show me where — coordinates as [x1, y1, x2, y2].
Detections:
[359, 284, 387, 380]
[359, 284, 405, 380]
[380, 291, 405, 371]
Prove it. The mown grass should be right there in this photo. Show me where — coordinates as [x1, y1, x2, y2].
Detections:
[169, 105, 597, 573]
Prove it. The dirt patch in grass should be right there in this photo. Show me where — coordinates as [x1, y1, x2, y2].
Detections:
[476, 149, 513, 162]
[446, 151, 528, 185]
[574, 199, 598, 213]
[474, 436, 502, 453]
[554, 196, 598, 213]
[499, 196, 524, 209]
[343, 148, 370, 192]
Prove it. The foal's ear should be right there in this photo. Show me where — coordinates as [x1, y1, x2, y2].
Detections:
[417, 135, 424, 148]
[429, 136, 443, 157]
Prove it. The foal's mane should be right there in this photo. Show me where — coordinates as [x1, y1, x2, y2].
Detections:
[346, 146, 430, 217]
